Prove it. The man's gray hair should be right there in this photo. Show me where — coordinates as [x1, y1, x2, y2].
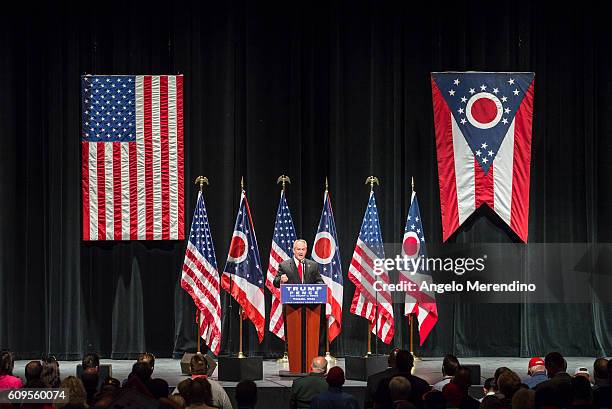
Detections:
[293, 239, 307, 247]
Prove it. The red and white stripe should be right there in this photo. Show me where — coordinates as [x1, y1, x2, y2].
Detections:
[82, 75, 184, 241]
[348, 239, 395, 344]
[266, 241, 289, 340]
[321, 275, 343, 342]
[399, 273, 438, 346]
[181, 241, 222, 355]
[432, 78, 534, 242]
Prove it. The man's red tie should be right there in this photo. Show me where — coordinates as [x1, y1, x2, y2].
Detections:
[298, 261, 303, 283]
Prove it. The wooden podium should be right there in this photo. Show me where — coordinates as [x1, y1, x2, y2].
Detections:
[281, 284, 327, 375]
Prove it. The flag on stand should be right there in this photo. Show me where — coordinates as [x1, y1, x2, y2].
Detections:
[81, 75, 184, 241]
[180, 191, 221, 355]
[348, 191, 394, 344]
[221, 190, 266, 342]
[312, 190, 343, 343]
[265, 191, 297, 340]
[431, 72, 534, 242]
[398, 191, 438, 345]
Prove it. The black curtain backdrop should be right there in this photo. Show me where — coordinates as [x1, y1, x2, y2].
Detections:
[1, 1, 611, 360]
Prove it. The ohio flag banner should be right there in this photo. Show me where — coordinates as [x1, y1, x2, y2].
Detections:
[431, 72, 534, 242]
[81, 75, 184, 241]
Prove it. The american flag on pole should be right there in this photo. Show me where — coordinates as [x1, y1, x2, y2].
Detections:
[431, 72, 534, 242]
[348, 191, 394, 344]
[265, 191, 297, 340]
[312, 190, 343, 343]
[398, 191, 438, 345]
[221, 190, 266, 342]
[180, 191, 221, 355]
[81, 75, 184, 241]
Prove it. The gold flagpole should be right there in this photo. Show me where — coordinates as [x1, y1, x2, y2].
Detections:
[194, 176, 209, 354]
[276, 175, 291, 365]
[409, 176, 421, 363]
[324, 177, 337, 366]
[237, 177, 246, 359]
[364, 176, 379, 357]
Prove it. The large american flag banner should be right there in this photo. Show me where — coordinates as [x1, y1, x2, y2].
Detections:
[398, 191, 438, 345]
[348, 192, 394, 344]
[221, 190, 266, 342]
[81, 75, 184, 241]
[180, 191, 221, 355]
[265, 191, 297, 341]
[312, 190, 343, 343]
[431, 72, 534, 242]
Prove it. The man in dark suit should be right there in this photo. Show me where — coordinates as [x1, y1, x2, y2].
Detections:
[273, 239, 324, 286]
[365, 348, 401, 409]
[373, 350, 431, 409]
[535, 352, 572, 408]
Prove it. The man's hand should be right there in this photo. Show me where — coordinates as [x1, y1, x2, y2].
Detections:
[280, 274, 289, 283]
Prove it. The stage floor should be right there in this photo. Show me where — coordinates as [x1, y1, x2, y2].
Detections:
[14, 356, 596, 388]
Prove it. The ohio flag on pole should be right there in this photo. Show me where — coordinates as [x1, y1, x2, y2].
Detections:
[265, 190, 297, 340]
[221, 190, 266, 342]
[348, 191, 394, 344]
[180, 191, 221, 355]
[431, 72, 534, 242]
[312, 190, 343, 343]
[81, 75, 184, 241]
[398, 191, 438, 345]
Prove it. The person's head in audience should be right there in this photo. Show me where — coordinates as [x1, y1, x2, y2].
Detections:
[0, 350, 15, 375]
[451, 366, 473, 391]
[481, 395, 504, 409]
[498, 370, 521, 400]
[483, 377, 496, 395]
[571, 375, 592, 405]
[138, 352, 155, 371]
[574, 367, 591, 382]
[528, 357, 546, 376]
[326, 366, 345, 388]
[442, 354, 460, 377]
[189, 353, 209, 376]
[512, 388, 535, 409]
[184, 378, 214, 407]
[236, 379, 258, 409]
[423, 390, 446, 409]
[131, 361, 153, 384]
[544, 352, 566, 378]
[168, 394, 187, 409]
[42, 356, 60, 388]
[99, 376, 120, 396]
[311, 356, 328, 375]
[82, 352, 100, 374]
[25, 360, 43, 383]
[593, 357, 609, 385]
[388, 347, 401, 368]
[442, 382, 464, 407]
[389, 376, 412, 402]
[58, 376, 87, 408]
[396, 349, 415, 373]
[494, 367, 511, 385]
[149, 378, 170, 399]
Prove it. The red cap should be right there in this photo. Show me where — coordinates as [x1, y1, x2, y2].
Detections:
[528, 357, 545, 369]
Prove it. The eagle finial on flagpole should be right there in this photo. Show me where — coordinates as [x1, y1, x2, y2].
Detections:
[195, 176, 209, 192]
[365, 176, 379, 192]
[277, 175, 291, 191]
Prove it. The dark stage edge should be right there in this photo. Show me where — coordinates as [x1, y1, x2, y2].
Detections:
[14, 357, 597, 409]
